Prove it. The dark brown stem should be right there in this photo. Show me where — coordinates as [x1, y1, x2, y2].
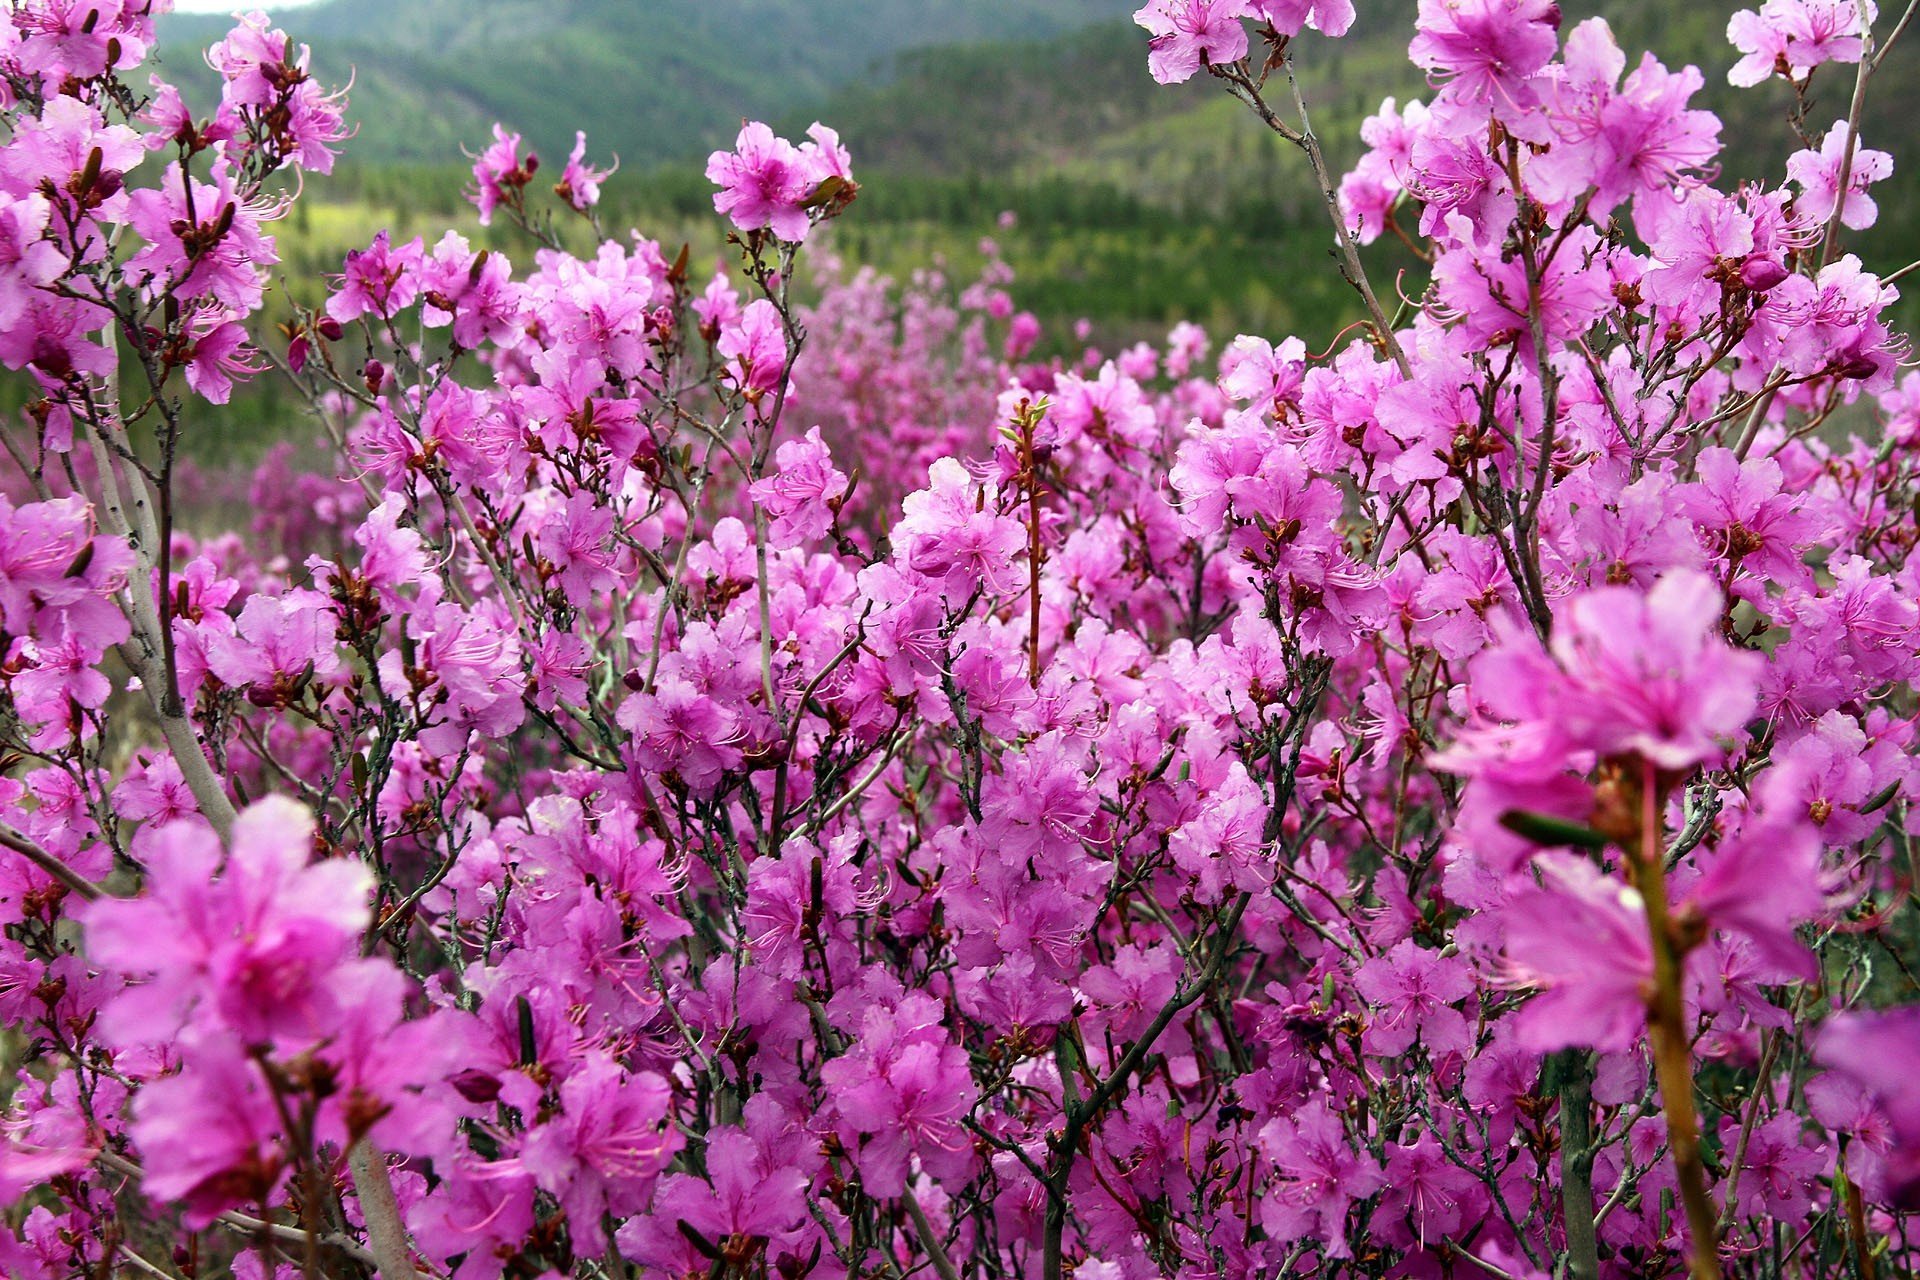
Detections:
[1839, 1147, 1880, 1280]
[1018, 401, 1045, 688]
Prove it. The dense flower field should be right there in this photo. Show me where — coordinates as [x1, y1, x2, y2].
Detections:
[0, 0, 1917, 1276]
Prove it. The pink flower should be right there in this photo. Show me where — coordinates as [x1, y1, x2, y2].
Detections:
[1051, 362, 1157, 454]
[1729, 0, 1876, 85]
[1727, 6, 1793, 85]
[327, 230, 425, 324]
[1677, 448, 1826, 587]
[894, 458, 1028, 598]
[1680, 774, 1827, 980]
[530, 632, 591, 712]
[1432, 226, 1614, 353]
[125, 161, 278, 312]
[1753, 254, 1900, 384]
[413, 380, 519, 488]
[9, 629, 111, 748]
[743, 835, 863, 979]
[977, 733, 1098, 863]
[1354, 939, 1476, 1058]
[205, 590, 341, 693]
[14, 0, 149, 86]
[1218, 335, 1307, 411]
[706, 121, 814, 242]
[1787, 121, 1893, 232]
[0, 1135, 95, 1207]
[693, 272, 742, 337]
[1081, 943, 1182, 1042]
[525, 352, 644, 461]
[821, 989, 978, 1197]
[127, 1038, 290, 1227]
[0, 95, 144, 216]
[0, 496, 131, 646]
[1500, 855, 1654, 1053]
[418, 230, 522, 349]
[0, 195, 64, 330]
[0, 289, 112, 387]
[1251, 0, 1356, 37]
[468, 123, 533, 226]
[1412, 529, 1521, 660]
[1542, 568, 1762, 771]
[182, 313, 263, 405]
[350, 497, 431, 606]
[204, 11, 347, 173]
[1257, 1099, 1385, 1258]
[1171, 414, 1342, 545]
[617, 675, 743, 794]
[1718, 1111, 1826, 1221]
[644, 1126, 808, 1246]
[1378, 1136, 1485, 1247]
[1167, 761, 1270, 898]
[1645, 189, 1763, 312]
[519, 1054, 682, 1256]
[204, 13, 293, 109]
[1816, 1008, 1920, 1208]
[799, 122, 851, 185]
[554, 131, 614, 213]
[1409, 0, 1560, 120]
[112, 753, 198, 830]
[749, 427, 848, 548]
[85, 798, 374, 1048]
[408, 1157, 536, 1279]
[718, 297, 789, 398]
[396, 600, 526, 753]
[1532, 19, 1721, 213]
[536, 490, 620, 606]
[1133, 0, 1252, 86]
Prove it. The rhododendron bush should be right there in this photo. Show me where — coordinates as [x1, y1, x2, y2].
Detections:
[3, 0, 1920, 1277]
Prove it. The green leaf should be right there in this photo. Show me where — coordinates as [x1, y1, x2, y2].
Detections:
[1498, 809, 1611, 850]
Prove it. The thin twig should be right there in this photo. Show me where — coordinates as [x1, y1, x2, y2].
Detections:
[0, 825, 108, 901]
[902, 1186, 961, 1280]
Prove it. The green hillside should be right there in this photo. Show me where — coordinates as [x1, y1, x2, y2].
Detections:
[813, 2, 1916, 217]
[154, 0, 1127, 167]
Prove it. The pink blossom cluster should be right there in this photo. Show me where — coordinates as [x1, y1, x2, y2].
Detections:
[469, 125, 616, 227]
[0, 2, 1916, 1278]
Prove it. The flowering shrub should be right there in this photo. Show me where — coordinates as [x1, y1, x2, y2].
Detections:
[0, 2, 1917, 1278]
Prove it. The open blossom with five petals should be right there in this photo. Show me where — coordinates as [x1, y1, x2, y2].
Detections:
[705, 121, 848, 242]
[1787, 121, 1894, 231]
[821, 988, 978, 1197]
[1134, 0, 1251, 85]
[519, 1054, 683, 1256]
[84, 798, 375, 1047]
